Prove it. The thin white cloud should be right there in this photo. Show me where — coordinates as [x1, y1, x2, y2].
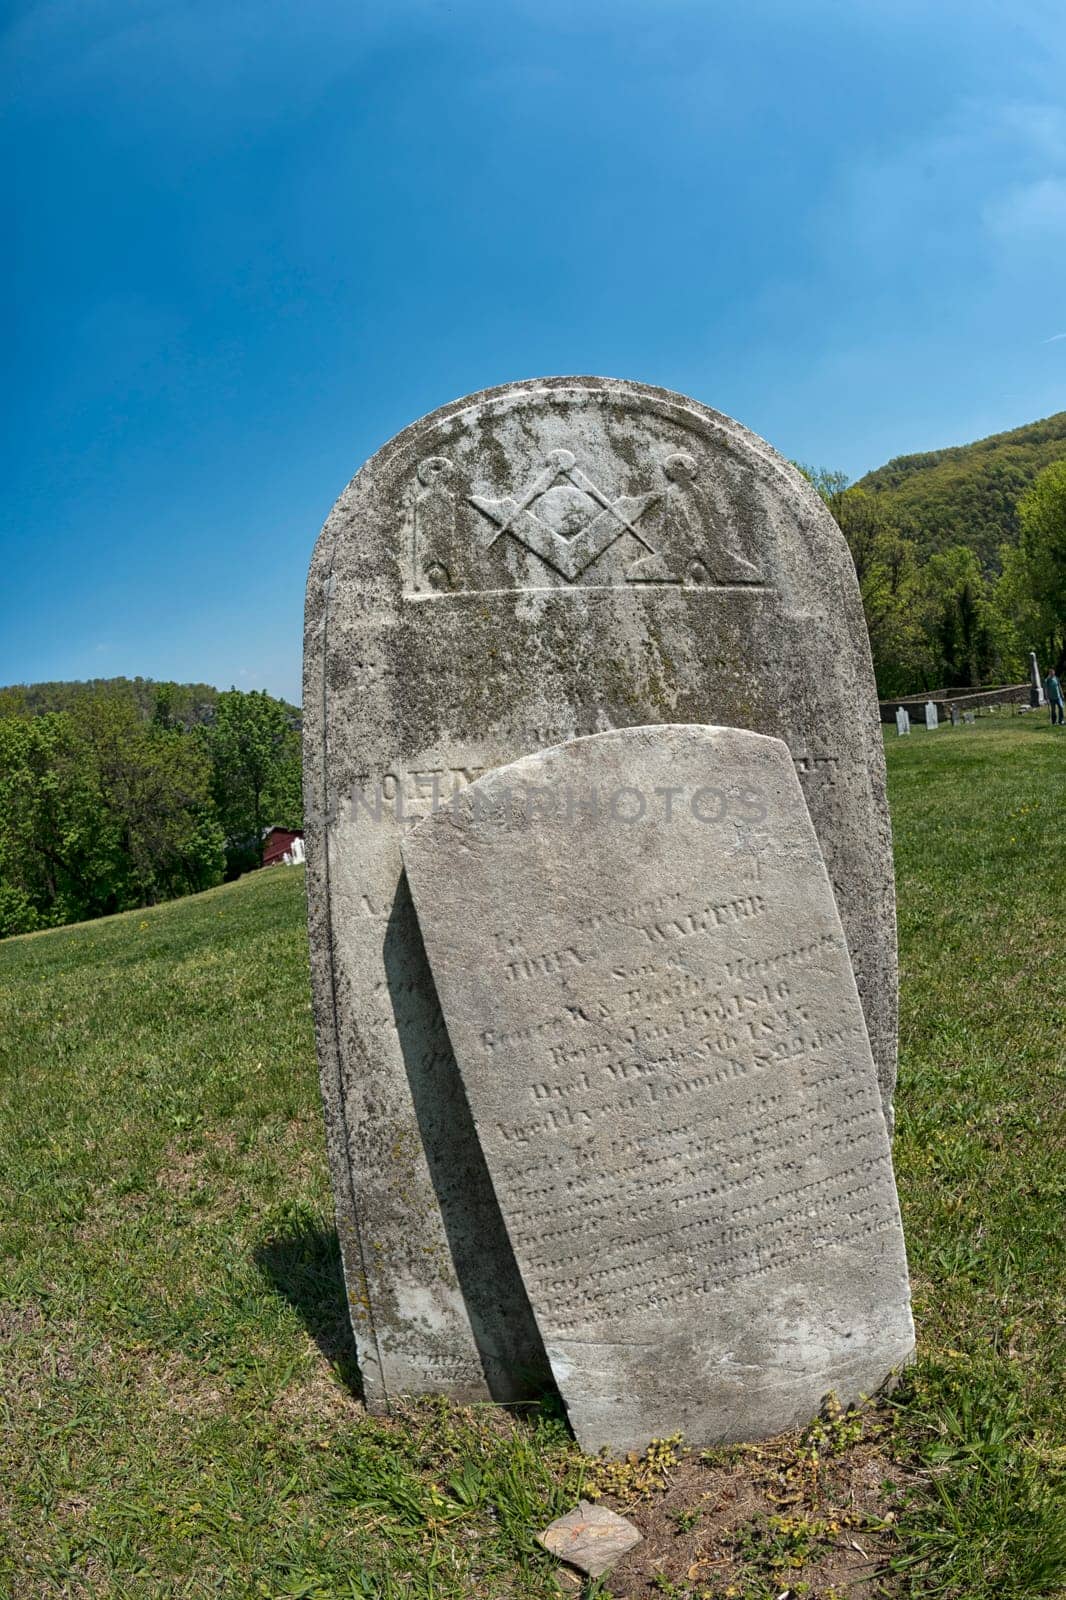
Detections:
[1042, 331, 1066, 342]
[984, 176, 1066, 237]
[998, 102, 1066, 163]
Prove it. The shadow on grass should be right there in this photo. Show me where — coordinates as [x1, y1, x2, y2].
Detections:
[255, 1218, 365, 1402]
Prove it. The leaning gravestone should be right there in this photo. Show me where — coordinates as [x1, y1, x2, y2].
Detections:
[401, 726, 914, 1451]
[304, 377, 898, 1411]
[925, 701, 939, 730]
[895, 706, 910, 736]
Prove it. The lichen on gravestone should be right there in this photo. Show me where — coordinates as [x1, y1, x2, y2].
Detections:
[401, 725, 914, 1451]
[303, 378, 899, 1411]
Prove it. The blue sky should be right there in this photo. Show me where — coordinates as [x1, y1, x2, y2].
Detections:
[3, 0, 1064, 703]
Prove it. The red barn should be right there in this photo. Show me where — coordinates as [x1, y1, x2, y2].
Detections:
[262, 828, 305, 867]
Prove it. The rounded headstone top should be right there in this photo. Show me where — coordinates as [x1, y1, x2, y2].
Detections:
[310, 376, 851, 609]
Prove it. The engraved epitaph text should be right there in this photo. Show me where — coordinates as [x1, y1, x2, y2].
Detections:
[402, 726, 913, 1451]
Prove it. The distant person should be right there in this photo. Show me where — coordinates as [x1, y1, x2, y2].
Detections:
[1046, 668, 1065, 726]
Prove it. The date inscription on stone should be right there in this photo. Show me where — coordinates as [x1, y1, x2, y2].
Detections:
[401, 725, 913, 1453]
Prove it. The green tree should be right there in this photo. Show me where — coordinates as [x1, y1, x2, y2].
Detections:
[151, 681, 178, 730]
[841, 495, 927, 695]
[800, 468, 927, 694]
[209, 690, 301, 871]
[0, 713, 121, 932]
[992, 542, 1043, 682]
[796, 463, 850, 523]
[912, 546, 1001, 689]
[1016, 459, 1066, 670]
[0, 695, 226, 936]
[0, 685, 29, 719]
[78, 694, 225, 903]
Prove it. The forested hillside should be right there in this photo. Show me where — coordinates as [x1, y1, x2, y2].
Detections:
[0, 676, 299, 728]
[856, 411, 1066, 569]
[803, 413, 1066, 698]
[0, 679, 302, 938]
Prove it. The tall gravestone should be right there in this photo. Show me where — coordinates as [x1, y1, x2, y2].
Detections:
[303, 377, 898, 1411]
[895, 706, 910, 736]
[925, 701, 939, 730]
[1029, 651, 1045, 707]
[402, 727, 913, 1451]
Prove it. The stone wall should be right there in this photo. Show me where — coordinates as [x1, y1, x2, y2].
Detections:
[878, 684, 1028, 724]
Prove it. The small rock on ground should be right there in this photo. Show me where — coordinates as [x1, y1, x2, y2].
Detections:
[537, 1500, 642, 1578]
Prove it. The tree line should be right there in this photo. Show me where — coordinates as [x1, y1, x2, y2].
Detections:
[2, 447, 1062, 937]
[801, 457, 1066, 696]
[0, 683, 301, 938]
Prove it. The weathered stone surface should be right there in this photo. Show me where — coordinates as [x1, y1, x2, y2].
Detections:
[401, 726, 914, 1452]
[303, 377, 897, 1411]
[537, 1501, 642, 1577]
[925, 701, 939, 730]
[895, 707, 910, 736]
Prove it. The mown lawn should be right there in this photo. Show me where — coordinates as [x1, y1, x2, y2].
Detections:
[1, 715, 1063, 1599]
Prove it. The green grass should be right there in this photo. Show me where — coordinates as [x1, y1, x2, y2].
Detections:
[1, 715, 1064, 1598]
[884, 714, 1066, 1597]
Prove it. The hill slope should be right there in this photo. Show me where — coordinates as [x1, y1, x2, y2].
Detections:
[0, 675, 301, 727]
[1, 722, 1064, 1597]
[0, 675, 222, 726]
[857, 410, 1066, 567]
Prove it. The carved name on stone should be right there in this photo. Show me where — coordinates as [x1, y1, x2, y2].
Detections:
[401, 726, 914, 1452]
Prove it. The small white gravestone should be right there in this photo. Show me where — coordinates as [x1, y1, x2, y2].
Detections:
[895, 707, 910, 736]
[925, 701, 939, 730]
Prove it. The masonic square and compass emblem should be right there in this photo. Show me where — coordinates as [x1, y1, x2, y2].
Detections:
[410, 445, 766, 592]
[469, 448, 659, 583]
